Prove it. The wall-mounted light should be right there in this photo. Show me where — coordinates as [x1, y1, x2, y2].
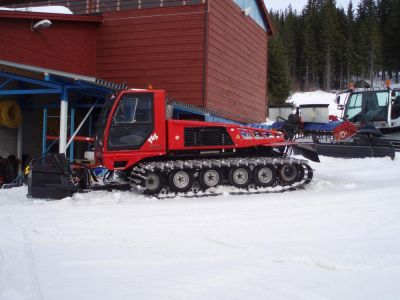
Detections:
[31, 19, 52, 31]
[243, 7, 252, 16]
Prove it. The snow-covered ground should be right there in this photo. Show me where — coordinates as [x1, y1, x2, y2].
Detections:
[1, 90, 400, 299]
[1, 156, 400, 300]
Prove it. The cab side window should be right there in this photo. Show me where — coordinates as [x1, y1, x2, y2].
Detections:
[107, 93, 154, 151]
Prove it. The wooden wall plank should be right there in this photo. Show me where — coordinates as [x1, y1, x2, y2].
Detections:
[96, 4, 206, 106]
[206, 0, 268, 123]
[0, 18, 98, 76]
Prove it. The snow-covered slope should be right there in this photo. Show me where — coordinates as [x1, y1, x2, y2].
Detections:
[1, 91, 399, 299]
[1, 156, 400, 300]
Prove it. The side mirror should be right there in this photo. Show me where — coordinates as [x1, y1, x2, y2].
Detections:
[336, 95, 341, 104]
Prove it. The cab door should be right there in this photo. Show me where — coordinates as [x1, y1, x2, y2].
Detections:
[107, 92, 155, 151]
[390, 92, 400, 128]
[102, 90, 167, 170]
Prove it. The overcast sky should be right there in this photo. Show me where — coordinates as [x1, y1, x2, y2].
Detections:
[265, 0, 361, 13]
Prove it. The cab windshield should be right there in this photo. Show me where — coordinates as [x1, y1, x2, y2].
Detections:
[107, 93, 154, 151]
[344, 91, 388, 122]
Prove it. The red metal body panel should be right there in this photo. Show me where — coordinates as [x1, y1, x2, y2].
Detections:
[101, 89, 167, 170]
[333, 121, 358, 141]
[99, 89, 287, 170]
[167, 119, 285, 151]
[0, 12, 100, 76]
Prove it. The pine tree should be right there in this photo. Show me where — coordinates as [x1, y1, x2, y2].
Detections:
[335, 8, 348, 89]
[355, 0, 381, 86]
[345, 1, 355, 87]
[281, 6, 301, 89]
[268, 0, 390, 93]
[380, 0, 400, 82]
[302, 17, 314, 91]
[301, 0, 320, 91]
[267, 35, 291, 105]
[320, 0, 341, 91]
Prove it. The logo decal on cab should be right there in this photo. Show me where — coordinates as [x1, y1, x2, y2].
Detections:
[148, 133, 159, 144]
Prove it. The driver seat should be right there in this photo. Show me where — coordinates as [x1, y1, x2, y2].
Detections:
[391, 95, 400, 119]
[362, 92, 379, 113]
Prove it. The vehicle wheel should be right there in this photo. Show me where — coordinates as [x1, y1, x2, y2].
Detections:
[144, 172, 165, 194]
[198, 168, 222, 190]
[168, 169, 194, 193]
[228, 166, 251, 188]
[253, 165, 276, 187]
[278, 163, 298, 185]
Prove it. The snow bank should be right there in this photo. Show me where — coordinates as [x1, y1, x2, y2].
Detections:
[0, 6, 73, 14]
[1, 156, 400, 300]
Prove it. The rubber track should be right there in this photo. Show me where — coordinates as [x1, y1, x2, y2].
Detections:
[130, 157, 314, 199]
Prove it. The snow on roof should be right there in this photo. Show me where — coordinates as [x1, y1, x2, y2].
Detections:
[0, 5, 73, 15]
[286, 90, 341, 117]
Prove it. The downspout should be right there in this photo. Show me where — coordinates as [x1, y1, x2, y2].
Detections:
[59, 87, 68, 154]
[266, 34, 269, 119]
[202, 0, 210, 109]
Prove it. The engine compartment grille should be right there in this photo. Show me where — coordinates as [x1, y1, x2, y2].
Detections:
[184, 127, 234, 147]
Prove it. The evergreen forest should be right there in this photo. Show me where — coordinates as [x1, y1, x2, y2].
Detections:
[267, 0, 400, 105]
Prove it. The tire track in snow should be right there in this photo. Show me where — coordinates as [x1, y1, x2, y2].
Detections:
[205, 238, 246, 250]
[272, 257, 338, 271]
[0, 216, 10, 297]
[23, 231, 45, 300]
[0, 247, 4, 294]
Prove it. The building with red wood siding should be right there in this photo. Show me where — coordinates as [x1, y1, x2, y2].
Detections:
[0, 0, 274, 123]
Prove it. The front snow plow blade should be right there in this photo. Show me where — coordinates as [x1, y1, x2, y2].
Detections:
[293, 143, 320, 162]
[27, 154, 78, 200]
[274, 113, 396, 159]
[314, 122, 394, 159]
[312, 133, 395, 159]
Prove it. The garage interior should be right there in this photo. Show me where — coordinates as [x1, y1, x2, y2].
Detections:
[0, 61, 123, 185]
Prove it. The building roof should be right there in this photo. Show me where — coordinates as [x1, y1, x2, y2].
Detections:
[0, 1, 274, 35]
[0, 59, 127, 90]
[257, 0, 276, 36]
[0, 9, 102, 22]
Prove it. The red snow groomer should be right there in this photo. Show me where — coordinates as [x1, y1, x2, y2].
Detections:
[28, 89, 319, 199]
[93, 89, 318, 196]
